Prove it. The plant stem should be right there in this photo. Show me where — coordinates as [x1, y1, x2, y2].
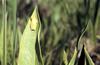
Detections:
[2, 0, 7, 65]
[12, 0, 17, 65]
[92, 25, 96, 46]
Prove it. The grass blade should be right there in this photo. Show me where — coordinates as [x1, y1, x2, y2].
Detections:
[2, 0, 7, 65]
[0, 26, 3, 65]
[68, 48, 78, 65]
[84, 47, 95, 65]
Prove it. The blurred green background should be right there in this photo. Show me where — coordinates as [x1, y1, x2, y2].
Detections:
[17, 0, 100, 65]
[0, 0, 100, 65]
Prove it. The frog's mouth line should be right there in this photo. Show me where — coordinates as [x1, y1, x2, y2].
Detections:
[29, 17, 38, 31]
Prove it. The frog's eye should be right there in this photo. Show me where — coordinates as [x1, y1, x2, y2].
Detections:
[30, 17, 38, 31]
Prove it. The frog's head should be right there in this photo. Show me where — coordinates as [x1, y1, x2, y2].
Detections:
[29, 7, 39, 31]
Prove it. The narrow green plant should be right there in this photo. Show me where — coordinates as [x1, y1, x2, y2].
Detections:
[68, 14, 95, 65]
[2, 0, 7, 65]
[84, 47, 94, 65]
[7, 0, 17, 64]
[0, 26, 3, 65]
[68, 48, 78, 65]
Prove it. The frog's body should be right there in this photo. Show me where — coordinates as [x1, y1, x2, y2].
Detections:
[17, 7, 40, 65]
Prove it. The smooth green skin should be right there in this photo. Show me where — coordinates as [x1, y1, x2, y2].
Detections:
[18, 7, 39, 65]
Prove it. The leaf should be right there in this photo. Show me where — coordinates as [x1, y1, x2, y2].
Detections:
[0, 26, 3, 64]
[68, 48, 78, 65]
[62, 49, 68, 65]
[17, 7, 40, 65]
[84, 47, 95, 65]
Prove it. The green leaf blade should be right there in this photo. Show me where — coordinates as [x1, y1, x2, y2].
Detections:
[68, 48, 78, 65]
[84, 47, 95, 65]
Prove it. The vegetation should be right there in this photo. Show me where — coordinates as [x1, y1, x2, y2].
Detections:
[0, 0, 100, 65]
